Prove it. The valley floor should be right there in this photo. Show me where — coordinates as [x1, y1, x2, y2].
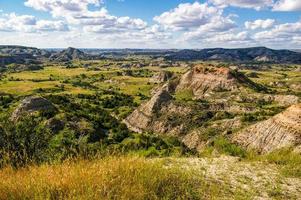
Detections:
[0, 156, 300, 200]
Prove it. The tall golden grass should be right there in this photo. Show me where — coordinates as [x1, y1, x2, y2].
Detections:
[0, 156, 216, 200]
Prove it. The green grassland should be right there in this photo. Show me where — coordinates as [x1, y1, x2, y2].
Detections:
[0, 63, 192, 103]
[242, 68, 301, 96]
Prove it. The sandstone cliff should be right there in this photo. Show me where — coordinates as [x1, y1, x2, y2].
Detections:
[176, 66, 239, 98]
[233, 104, 301, 153]
[123, 87, 172, 133]
[151, 71, 175, 83]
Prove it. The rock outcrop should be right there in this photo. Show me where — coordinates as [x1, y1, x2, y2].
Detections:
[123, 87, 172, 133]
[11, 96, 57, 121]
[152, 71, 174, 83]
[176, 66, 241, 98]
[233, 104, 301, 153]
[125, 64, 297, 153]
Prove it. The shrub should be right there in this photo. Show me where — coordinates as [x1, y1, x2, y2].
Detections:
[0, 115, 52, 167]
[211, 136, 247, 158]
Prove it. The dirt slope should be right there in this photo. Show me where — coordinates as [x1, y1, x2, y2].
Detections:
[233, 104, 301, 153]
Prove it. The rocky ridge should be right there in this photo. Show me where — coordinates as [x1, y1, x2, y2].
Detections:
[124, 86, 173, 133]
[125, 64, 300, 153]
[233, 104, 301, 153]
[151, 71, 175, 83]
[176, 65, 263, 99]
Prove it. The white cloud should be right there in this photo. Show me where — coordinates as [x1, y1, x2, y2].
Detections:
[292, 36, 301, 44]
[254, 21, 301, 39]
[83, 24, 171, 47]
[24, 0, 102, 17]
[182, 17, 236, 41]
[36, 20, 69, 32]
[245, 19, 275, 30]
[0, 13, 68, 32]
[252, 20, 301, 48]
[183, 29, 252, 46]
[81, 10, 147, 33]
[154, 2, 222, 30]
[206, 31, 251, 43]
[25, 0, 147, 33]
[210, 0, 273, 10]
[22, 0, 172, 47]
[273, 0, 301, 11]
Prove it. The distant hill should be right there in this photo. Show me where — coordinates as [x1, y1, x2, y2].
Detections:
[1, 45, 301, 64]
[292, 49, 301, 53]
[0, 45, 50, 57]
[164, 47, 301, 64]
[0, 45, 50, 67]
[49, 47, 90, 62]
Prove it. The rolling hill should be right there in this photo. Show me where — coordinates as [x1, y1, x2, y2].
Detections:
[165, 47, 301, 63]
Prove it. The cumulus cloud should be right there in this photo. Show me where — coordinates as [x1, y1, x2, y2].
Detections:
[210, 0, 273, 10]
[273, 0, 301, 11]
[24, 0, 102, 17]
[25, 0, 147, 34]
[21, 0, 173, 48]
[154, 2, 222, 30]
[206, 31, 251, 43]
[80, 9, 147, 33]
[254, 21, 301, 39]
[0, 13, 68, 32]
[245, 19, 275, 30]
[182, 18, 236, 40]
[252, 20, 301, 48]
[35, 20, 69, 32]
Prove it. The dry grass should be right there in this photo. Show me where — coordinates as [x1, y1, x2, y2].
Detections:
[0, 157, 211, 200]
[1, 155, 300, 200]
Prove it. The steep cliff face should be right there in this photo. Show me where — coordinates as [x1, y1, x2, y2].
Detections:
[176, 65, 267, 99]
[233, 104, 301, 153]
[176, 66, 245, 99]
[152, 71, 175, 83]
[123, 87, 173, 133]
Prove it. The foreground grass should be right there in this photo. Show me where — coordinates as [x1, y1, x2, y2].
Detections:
[0, 156, 247, 200]
[1, 153, 300, 199]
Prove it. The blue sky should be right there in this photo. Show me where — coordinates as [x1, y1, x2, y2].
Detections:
[0, 0, 300, 48]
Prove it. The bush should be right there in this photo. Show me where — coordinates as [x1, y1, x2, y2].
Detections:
[211, 136, 247, 158]
[118, 133, 191, 157]
[0, 115, 52, 167]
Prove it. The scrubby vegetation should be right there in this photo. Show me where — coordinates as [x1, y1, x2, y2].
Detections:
[0, 58, 300, 199]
